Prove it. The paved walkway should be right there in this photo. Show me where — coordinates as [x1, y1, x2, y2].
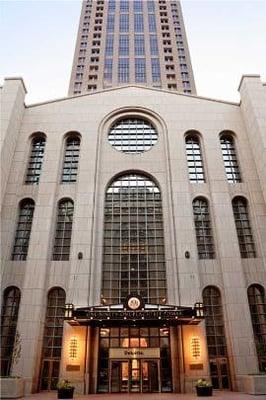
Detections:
[25, 392, 266, 400]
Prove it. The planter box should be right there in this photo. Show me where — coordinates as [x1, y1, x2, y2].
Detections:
[0, 377, 24, 399]
[243, 374, 266, 395]
[57, 388, 74, 399]
[196, 386, 213, 397]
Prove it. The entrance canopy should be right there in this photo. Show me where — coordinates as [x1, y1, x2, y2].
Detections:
[65, 295, 204, 327]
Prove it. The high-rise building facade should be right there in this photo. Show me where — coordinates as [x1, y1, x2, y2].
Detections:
[69, 0, 196, 95]
[1, 0, 266, 397]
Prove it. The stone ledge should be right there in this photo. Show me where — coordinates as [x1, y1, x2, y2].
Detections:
[0, 377, 24, 399]
[241, 374, 266, 395]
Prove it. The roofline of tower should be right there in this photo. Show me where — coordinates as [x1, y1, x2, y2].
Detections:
[25, 84, 240, 108]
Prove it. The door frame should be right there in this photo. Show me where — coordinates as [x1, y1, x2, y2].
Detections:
[109, 358, 160, 393]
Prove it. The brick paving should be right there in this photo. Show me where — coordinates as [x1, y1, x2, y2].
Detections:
[24, 392, 266, 400]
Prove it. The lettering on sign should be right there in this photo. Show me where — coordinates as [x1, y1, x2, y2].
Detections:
[189, 363, 203, 370]
[109, 347, 160, 359]
[66, 365, 80, 371]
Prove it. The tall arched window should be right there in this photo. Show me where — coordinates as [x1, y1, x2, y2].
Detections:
[52, 199, 74, 261]
[25, 135, 46, 184]
[12, 199, 35, 260]
[39, 288, 66, 390]
[220, 132, 241, 183]
[185, 133, 205, 183]
[61, 135, 80, 183]
[232, 196, 256, 258]
[0, 287, 21, 375]
[202, 286, 230, 389]
[102, 173, 167, 304]
[247, 284, 266, 371]
[193, 197, 215, 259]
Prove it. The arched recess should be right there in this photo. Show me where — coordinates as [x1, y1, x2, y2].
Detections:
[247, 284, 266, 371]
[192, 197, 215, 259]
[52, 198, 74, 261]
[101, 171, 167, 305]
[25, 133, 46, 184]
[219, 130, 241, 183]
[184, 131, 205, 183]
[12, 198, 35, 260]
[0, 286, 21, 375]
[202, 286, 230, 390]
[39, 287, 66, 391]
[61, 133, 81, 184]
[232, 196, 256, 258]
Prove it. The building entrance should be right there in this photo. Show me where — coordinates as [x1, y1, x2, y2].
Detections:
[110, 359, 159, 393]
[97, 326, 172, 393]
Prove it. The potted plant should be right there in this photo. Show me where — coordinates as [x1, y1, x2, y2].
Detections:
[57, 380, 75, 399]
[195, 379, 213, 397]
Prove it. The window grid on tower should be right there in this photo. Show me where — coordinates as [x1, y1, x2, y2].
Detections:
[118, 58, 129, 83]
[52, 200, 74, 261]
[61, 136, 80, 184]
[185, 134, 205, 183]
[25, 136, 46, 184]
[107, 14, 115, 32]
[133, 0, 143, 12]
[101, 173, 167, 305]
[120, 0, 129, 12]
[220, 133, 241, 183]
[147, 0, 155, 13]
[134, 14, 144, 32]
[105, 35, 114, 56]
[12, 199, 35, 261]
[150, 35, 159, 56]
[119, 35, 129, 56]
[120, 13, 129, 32]
[193, 198, 215, 259]
[232, 197, 256, 258]
[151, 58, 161, 83]
[135, 35, 145, 56]
[148, 14, 157, 32]
[104, 59, 113, 82]
[135, 58, 146, 83]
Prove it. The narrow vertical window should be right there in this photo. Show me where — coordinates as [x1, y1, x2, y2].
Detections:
[247, 285, 266, 371]
[118, 58, 129, 83]
[202, 287, 230, 389]
[39, 288, 66, 390]
[220, 132, 241, 183]
[185, 133, 205, 183]
[52, 199, 74, 261]
[25, 135, 46, 184]
[135, 58, 146, 82]
[0, 287, 21, 376]
[12, 199, 35, 260]
[151, 58, 161, 83]
[232, 196, 256, 258]
[104, 59, 113, 82]
[193, 197, 215, 259]
[61, 135, 80, 184]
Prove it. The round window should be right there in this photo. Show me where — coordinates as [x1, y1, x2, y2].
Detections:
[108, 118, 158, 153]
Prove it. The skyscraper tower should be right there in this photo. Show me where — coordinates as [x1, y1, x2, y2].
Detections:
[69, 0, 196, 95]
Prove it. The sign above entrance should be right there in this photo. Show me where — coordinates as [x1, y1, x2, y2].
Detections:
[65, 300, 204, 327]
[109, 347, 160, 359]
[124, 294, 144, 311]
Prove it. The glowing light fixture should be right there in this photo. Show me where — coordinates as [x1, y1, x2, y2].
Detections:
[191, 336, 201, 359]
[69, 337, 78, 359]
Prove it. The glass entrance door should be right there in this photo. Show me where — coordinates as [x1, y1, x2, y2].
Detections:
[110, 359, 159, 393]
[142, 360, 159, 392]
[210, 357, 230, 389]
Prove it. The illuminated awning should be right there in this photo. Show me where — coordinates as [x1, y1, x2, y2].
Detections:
[65, 295, 204, 327]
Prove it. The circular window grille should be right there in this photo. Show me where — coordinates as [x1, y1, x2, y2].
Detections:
[108, 118, 158, 153]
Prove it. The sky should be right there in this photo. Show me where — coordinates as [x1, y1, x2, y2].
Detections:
[1, 0, 266, 104]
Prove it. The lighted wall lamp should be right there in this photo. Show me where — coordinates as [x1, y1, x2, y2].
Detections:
[69, 337, 78, 360]
[191, 336, 201, 359]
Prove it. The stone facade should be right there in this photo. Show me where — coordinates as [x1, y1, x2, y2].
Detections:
[1, 75, 266, 394]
